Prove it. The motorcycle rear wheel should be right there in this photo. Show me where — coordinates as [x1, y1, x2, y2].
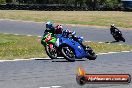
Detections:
[113, 36, 119, 42]
[61, 46, 75, 62]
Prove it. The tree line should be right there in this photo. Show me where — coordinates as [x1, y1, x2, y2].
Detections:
[0, 0, 122, 10]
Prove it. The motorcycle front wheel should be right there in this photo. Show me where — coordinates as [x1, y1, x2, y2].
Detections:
[61, 46, 75, 62]
[86, 46, 97, 60]
[45, 44, 57, 59]
[121, 36, 125, 42]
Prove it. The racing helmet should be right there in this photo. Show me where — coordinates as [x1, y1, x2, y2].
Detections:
[55, 25, 63, 34]
[46, 21, 53, 29]
[56, 25, 62, 29]
[111, 24, 115, 27]
[62, 29, 70, 37]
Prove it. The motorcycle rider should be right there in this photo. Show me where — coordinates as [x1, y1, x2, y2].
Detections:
[42, 21, 63, 45]
[62, 29, 88, 50]
[110, 24, 125, 42]
[42, 21, 55, 45]
[55, 25, 63, 34]
[110, 24, 120, 36]
[44, 21, 55, 36]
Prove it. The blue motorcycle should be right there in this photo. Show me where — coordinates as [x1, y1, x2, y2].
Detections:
[55, 30, 97, 62]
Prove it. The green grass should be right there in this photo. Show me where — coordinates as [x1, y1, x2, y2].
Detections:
[0, 10, 132, 28]
[0, 33, 47, 60]
[84, 42, 132, 53]
[0, 33, 132, 60]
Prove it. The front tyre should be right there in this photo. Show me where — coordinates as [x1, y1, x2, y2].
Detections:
[86, 47, 97, 60]
[61, 46, 75, 62]
[45, 44, 57, 59]
[121, 37, 125, 42]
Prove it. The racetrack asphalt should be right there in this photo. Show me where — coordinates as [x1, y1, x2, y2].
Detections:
[0, 52, 132, 88]
[0, 20, 132, 88]
[0, 20, 132, 44]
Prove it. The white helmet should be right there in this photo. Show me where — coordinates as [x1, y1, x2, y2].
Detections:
[111, 24, 115, 27]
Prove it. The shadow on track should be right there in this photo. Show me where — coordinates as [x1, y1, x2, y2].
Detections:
[35, 58, 86, 62]
[35, 59, 86, 63]
[52, 59, 86, 62]
[35, 58, 51, 60]
[105, 41, 119, 43]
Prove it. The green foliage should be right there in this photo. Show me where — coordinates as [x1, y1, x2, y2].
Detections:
[6, 0, 12, 3]
[3, 0, 121, 10]
[104, 0, 120, 8]
[0, 0, 6, 4]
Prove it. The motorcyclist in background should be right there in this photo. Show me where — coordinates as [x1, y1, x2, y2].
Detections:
[110, 24, 125, 42]
[110, 24, 120, 36]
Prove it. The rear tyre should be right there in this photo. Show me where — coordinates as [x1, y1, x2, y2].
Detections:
[45, 44, 57, 59]
[61, 46, 75, 62]
[113, 36, 119, 42]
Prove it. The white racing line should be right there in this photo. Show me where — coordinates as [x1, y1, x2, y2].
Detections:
[0, 19, 43, 24]
[39, 86, 62, 88]
[3, 33, 42, 38]
[1, 33, 132, 62]
[96, 51, 132, 55]
[0, 58, 51, 62]
[0, 50, 132, 63]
